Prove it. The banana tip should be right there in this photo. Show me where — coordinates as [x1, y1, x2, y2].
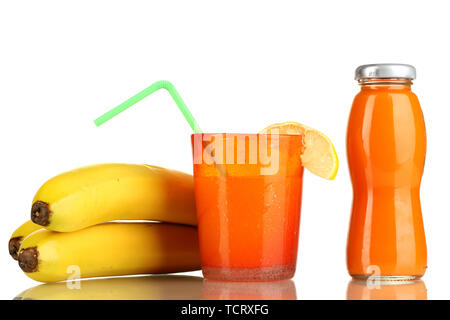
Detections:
[18, 247, 39, 273]
[31, 201, 51, 226]
[8, 237, 22, 260]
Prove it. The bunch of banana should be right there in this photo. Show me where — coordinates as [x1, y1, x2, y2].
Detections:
[9, 163, 200, 282]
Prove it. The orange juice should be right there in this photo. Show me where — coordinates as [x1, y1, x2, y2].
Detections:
[347, 64, 427, 279]
[192, 133, 303, 281]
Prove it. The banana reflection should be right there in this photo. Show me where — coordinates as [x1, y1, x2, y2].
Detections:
[15, 276, 297, 300]
[347, 279, 427, 300]
[15, 275, 204, 300]
[202, 280, 297, 300]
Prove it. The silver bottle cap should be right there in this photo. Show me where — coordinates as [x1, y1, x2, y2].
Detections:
[355, 64, 416, 80]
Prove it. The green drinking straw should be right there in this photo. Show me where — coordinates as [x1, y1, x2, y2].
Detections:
[94, 80, 202, 133]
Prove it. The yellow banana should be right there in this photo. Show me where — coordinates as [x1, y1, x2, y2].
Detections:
[31, 163, 197, 232]
[18, 222, 200, 282]
[9, 221, 43, 260]
[15, 275, 203, 300]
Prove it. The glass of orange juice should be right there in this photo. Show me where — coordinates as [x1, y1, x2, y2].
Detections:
[191, 133, 304, 281]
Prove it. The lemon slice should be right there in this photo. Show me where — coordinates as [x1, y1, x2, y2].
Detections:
[260, 122, 339, 180]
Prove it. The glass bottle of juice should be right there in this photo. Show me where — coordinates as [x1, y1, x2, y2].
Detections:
[346, 64, 427, 280]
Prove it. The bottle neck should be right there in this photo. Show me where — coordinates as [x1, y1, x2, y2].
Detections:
[358, 78, 413, 89]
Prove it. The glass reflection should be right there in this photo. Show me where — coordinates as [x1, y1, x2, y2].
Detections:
[347, 279, 427, 300]
[15, 275, 204, 300]
[201, 280, 297, 300]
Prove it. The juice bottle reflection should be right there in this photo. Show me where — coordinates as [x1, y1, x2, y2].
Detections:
[347, 279, 427, 300]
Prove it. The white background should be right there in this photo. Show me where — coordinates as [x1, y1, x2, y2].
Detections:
[1, 0, 449, 300]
